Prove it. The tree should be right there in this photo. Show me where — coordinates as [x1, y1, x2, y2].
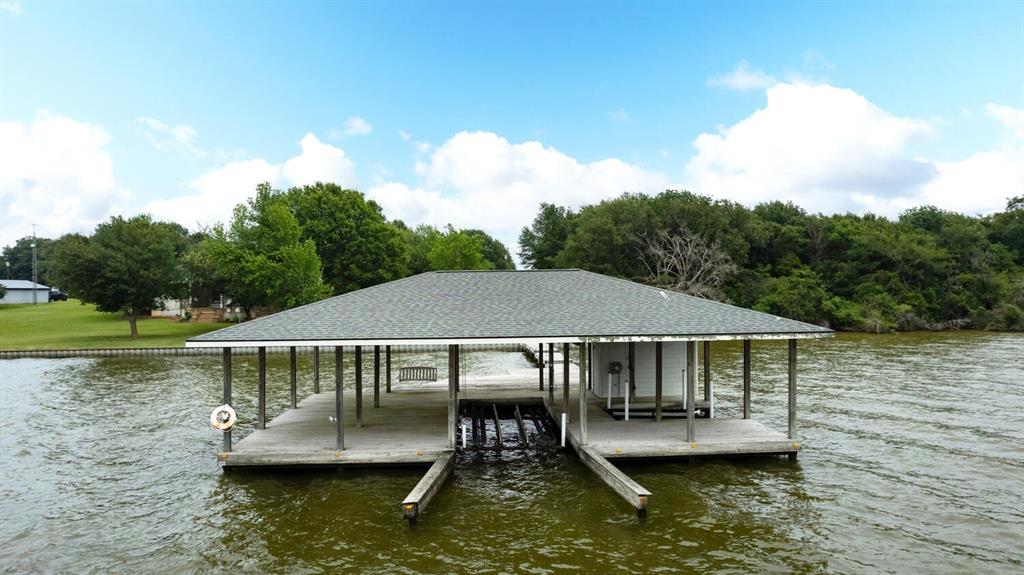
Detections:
[464, 229, 515, 270]
[50, 215, 187, 338]
[518, 203, 576, 269]
[2, 237, 55, 286]
[399, 223, 442, 275]
[203, 184, 330, 315]
[427, 225, 493, 270]
[637, 227, 737, 299]
[286, 183, 408, 293]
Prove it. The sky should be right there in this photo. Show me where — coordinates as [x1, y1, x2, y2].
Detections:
[1, 1, 1022, 254]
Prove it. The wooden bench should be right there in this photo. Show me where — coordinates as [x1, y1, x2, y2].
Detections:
[399, 366, 438, 382]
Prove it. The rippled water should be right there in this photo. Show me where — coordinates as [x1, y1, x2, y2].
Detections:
[1, 333, 1021, 574]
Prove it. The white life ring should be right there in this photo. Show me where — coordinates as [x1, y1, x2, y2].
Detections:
[210, 404, 237, 431]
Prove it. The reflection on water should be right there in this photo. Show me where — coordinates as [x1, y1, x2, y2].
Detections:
[1, 333, 1022, 573]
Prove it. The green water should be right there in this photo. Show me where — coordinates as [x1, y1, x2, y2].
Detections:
[1, 333, 1022, 574]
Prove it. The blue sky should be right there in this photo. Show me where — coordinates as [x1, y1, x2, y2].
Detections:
[1, 1, 1022, 251]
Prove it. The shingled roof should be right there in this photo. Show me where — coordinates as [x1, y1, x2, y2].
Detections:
[186, 269, 832, 347]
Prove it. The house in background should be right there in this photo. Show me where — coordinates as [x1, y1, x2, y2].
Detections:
[0, 280, 51, 304]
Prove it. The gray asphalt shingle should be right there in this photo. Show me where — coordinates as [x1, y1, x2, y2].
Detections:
[188, 269, 832, 344]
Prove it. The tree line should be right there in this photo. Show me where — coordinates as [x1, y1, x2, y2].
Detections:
[4, 183, 1021, 337]
[2, 182, 512, 337]
[518, 191, 1024, 332]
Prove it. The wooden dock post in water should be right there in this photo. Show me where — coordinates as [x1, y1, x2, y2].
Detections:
[373, 345, 381, 408]
[313, 347, 320, 394]
[703, 341, 711, 414]
[447, 345, 458, 448]
[355, 346, 363, 428]
[335, 346, 344, 450]
[402, 452, 455, 527]
[578, 446, 651, 520]
[743, 340, 751, 419]
[222, 347, 232, 452]
[788, 339, 797, 461]
[289, 346, 297, 409]
[385, 345, 392, 393]
[628, 342, 636, 401]
[257, 347, 266, 430]
[686, 341, 695, 443]
[547, 344, 554, 402]
[579, 344, 588, 445]
[655, 342, 663, 423]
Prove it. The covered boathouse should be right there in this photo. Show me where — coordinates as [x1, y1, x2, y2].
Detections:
[187, 269, 832, 523]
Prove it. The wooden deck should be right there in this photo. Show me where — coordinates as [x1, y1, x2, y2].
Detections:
[220, 366, 796, 467]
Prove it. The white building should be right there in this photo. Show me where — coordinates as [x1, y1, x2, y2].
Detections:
[0, 280, 51, 304]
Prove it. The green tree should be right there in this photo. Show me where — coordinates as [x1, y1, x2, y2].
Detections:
[286, 183, 408, 293]
[203, 183, 330, 315]
[50, 215, 187, 338]
[754, 266, 829, 325]
[518, 203, 577, 269]
[2, 237, 56, 286]
[464, 229, 515, 270]
[427, 225, 493, 270]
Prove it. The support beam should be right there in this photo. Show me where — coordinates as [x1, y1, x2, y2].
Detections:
[335, 346, 344, 450]
[579, 344, 588, 445]
[257, 347, 266, 430]
[628, 342, 636, 401]
[655, 342, 663, 423]
[788, 339, 797, 440]
[538, 343, 544, 391]
[289, 346, 297, 409]
[402, 452, 455, 527]
[686, 341, 695, 443]
[355, 346, 363, 428]
[447, 345, 458, 449]
[578, 446, 651, 519]
[547, 343, 554, 403]
[562, 343, 570, 411]
[385, 345, 392, 393]
[587, 343, 593, 390]
[491, 404, 503, 447]
[373, 345, 381, 408]
[313, 346, 320, 394]
[222, 348, 232, 452]
[743, 340, 751, 419]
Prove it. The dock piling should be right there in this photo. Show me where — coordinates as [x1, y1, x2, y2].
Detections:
[289, 346, 297, 409]
[402, 452, 455, 527]
[313, 346, 320, 394]
[355, 346, 363, 428]
[222, 347, 232, 452]
[335, 346, 344, 450]
[373, 345, 381, 408]
[257, 347, 266, 430]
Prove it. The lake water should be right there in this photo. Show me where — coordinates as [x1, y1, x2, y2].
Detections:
[1, 333, 1022, 574]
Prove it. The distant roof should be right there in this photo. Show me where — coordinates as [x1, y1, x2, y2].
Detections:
[0, 280, 50, 290]
[188, 270, 832, 347]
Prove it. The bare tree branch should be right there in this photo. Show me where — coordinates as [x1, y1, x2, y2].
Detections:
[635, 227, 737, 300]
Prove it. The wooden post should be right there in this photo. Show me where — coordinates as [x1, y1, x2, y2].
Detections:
[628, 342, 636, 401]
[686, 341, 695, 443]
[448, 345, 458, 449]
[547, 343, 554, 403]
[579, 343, 588, 445]
[562, 343, 570, 411]
[655, 342, 663, 422]
[538, 343, 544, 391]
[743, 340, 751, 419]
[313, 346, 320, 394]
[222, 347, 232, 452]
[385, 345, 392, 393]
[588, 343, 594, 390]
[335, 346, 344, 450]
[257, 347, 266, 430]
[788, 339, 797, 440]
[355, 346, 363, 427]
[703, 340, 711, 403]
[373, 345, 381, 408]
[289, 346, 297, 409]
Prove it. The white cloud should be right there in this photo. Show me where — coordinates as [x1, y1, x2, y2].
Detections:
[0, 1, 22, 15]
[707, 61, 777, 91]
[344, 116, 373, 135]
[0, 113, 130, 247]
[369, 131, 668, 246]
[399, 130, 412, 141]
[144, 133, 356, 229]
[685, 82, 937, 214]
[137, 116, 204, 157]
[986, 103, 1024, 140]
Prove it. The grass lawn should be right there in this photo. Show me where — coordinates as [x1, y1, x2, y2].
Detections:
[0, 300, 229, 350]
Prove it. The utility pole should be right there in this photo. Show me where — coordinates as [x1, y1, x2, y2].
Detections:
[31, 223, 38, 304]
